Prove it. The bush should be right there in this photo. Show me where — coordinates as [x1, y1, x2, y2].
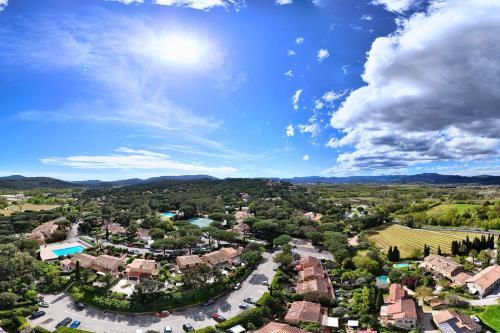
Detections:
[56, 327, 94, 333]
[215, 308, 265, 330]
[256, 292, 271, 306]
[32, 326, 53, 333]
[92, 295, 131, 311]
[192, 326, 218, 333]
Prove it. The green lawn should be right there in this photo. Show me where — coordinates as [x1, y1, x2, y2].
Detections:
[427, 203, 479, 215]
[478, 305, 500, 332]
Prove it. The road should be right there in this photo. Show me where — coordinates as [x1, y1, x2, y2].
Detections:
[30, 252, 279, 333]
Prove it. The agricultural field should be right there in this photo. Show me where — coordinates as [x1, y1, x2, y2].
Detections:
[365, 224, 489, 258]
[0, 203, 59, 216]
[427, 203, 480, 216]
[469, 305, 500, 332]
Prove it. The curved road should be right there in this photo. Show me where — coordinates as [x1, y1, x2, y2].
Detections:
[30, 252, 279, 333]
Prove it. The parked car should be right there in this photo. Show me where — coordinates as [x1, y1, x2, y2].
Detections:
[39, 301, 50, 308]
[56, 317, 72, 328]
[203, 299, 216, 306]
[211, 314, 226, 322]
[155, 310, 170, 318]
[234, 283, 242, 290]
[182, 323, 194, 332]
[70, 320, 81, 329]
[243, 297, 255, 304]
[31, 311, 46, 319]
[75, 301, 86, 311]
[239, 303, 251, 310]
[164, 326, 173, 333]
[260, 280, 270, 286]
[470, 315, 480, 323]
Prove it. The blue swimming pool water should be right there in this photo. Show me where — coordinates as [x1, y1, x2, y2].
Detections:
[393, 263, 410, 268]
[52, 245, 85, 257]
[161, 212, 176, 218]
[188, 217, 214, 228]
[376, 275, 389, 284]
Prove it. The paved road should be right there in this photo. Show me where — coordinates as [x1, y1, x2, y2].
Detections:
[30, 252, 279, 333]
[291, 238, 333, 260]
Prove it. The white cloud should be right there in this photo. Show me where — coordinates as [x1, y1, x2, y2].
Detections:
[286, 125, 295, 137]
[317, 49, 330, 62]
[285, 70, 293, 77]
[276, 0, 292, 5]
[361, 14, 373, 21]
[107, 0, 144, 4]
[302, 154, 310, 161]
[328, 0, 500, 172]
[298, 118, 321, 138]
[341, 65, 349, 75]
[292, 89, 303, 110]
[154, 0, 244, 10]
[314, 99, 324, 110]
[371, 0, 416, 13]
[287, 49, 296, 56]
[295, 36, 304, 45]
[41, 147, 237, 175]
[0, 0, 8, 11]
[322, 90, 346, 103]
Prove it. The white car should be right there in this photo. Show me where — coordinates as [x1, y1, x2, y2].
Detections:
[164, 326, 173, 333]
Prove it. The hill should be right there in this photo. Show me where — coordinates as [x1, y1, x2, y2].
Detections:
[0, 175, 80, 190]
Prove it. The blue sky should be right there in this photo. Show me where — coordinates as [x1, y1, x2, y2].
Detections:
[0, 0, 499, 180]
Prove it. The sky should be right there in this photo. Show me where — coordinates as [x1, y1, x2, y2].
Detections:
[0, 0, 499, 180]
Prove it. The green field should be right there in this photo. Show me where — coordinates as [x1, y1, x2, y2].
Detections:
[366, 224, 488, 258]
[469, 305, 500, 332]
[427, 203, 479, 215]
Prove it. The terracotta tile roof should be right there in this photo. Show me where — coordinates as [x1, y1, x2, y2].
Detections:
[105, 223, 126, 235]
[256, 322, 308, 333]
[453, 272, 474, 285]
[422, 255, 462, 275]
[466, 265, 500, 291]
[176, 255, 203, 267]
[388, 284, 405, 302]
[296, 256, 321, 270]
[136, 228, 150, 238]
[94, 255, 124, 270]
[219, 247, 243, 259]
[71, 253, 96, 267]
[386, 299, 417, 319]
[202, 250, 229, 266]
[28, 218, 64, 243]
[358, 330, 377, 333]
[284, 301, 322, 324]
[296, 277, 335, 299]
[298, 266, 325, 282]
[433, 310, 482, 332]
[127, 259, 156, 273]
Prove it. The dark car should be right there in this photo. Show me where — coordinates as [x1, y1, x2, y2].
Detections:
[182, 323, 194, 332]
[239, 303, 251, 310]
[75, 301, 86, 311]
[203, 299, 215, 306]
[69, 320, 81, 329]
[244, 297, 255, 304]
[31, 311, 46, 319]
[56, 317, 72, 328]
[211, 314, 226, 322]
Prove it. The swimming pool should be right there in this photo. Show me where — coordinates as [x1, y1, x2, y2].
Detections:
[393, 263, 410, 268]
[188, 217, 214, 228]
[376, 275, 389, 284]
[52, 245, 85, 257]
[161, 212, 176, 218]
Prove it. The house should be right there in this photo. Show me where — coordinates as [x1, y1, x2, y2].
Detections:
[60, 258, 73, 272]
[284, 301, 323, 325]
[27, 217, 65, 244]
[433, 310, 482, 333]
[126, 259, 157, 280]
[380, 284, 417, 330]
[298, 266, 326, 282]
[466, 265, 500, 298]
[429, 298, 447, 310]
[358, 331, 377, 333]
[202, 250, 230, 267]
[220, 247, 243, 264]
[227, 325, 246, 333]
[105, 223, 126, 235]
[136, 228, 151, 243]
[295, 256, 335, 300]
[453, 272, 474, 286]
[70, 253, 125, 274]
[176, 255, 203, 270]
[255, 322, 307, 333]
[303, 212, 323, 221]
[296, 256, 322, 271]
[420, 255, 463, 279]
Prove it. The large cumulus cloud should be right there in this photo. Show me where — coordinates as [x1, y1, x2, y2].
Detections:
[327, 0, 500, 173]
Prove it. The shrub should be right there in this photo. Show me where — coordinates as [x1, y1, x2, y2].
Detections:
[33, 326, 53, 333]
[56, 327, 94, 333]
[192, 326, 218, 333]
[215, 308, 265, 330]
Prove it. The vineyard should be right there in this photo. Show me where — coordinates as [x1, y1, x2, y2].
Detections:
[365, 224, 489, 258]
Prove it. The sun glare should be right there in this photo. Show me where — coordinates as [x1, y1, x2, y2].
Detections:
[160, 34, 205, 65]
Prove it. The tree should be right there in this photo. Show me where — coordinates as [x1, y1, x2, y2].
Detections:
[0, 292, 18, 310]
[437, 246, 442, 255]
[415, 286, 433, 304]
[353, 255, 379, 274]
[75, 260, 81, 282]
[273, 235, 292, 248]
[387, 246, 393, 261]
[479, 250, 492, 269]
[240, 251, 262, 267]
[423, 244, 430, 257]
[149, 228, 165, 240]
[182, 264, 221, 289]
[273, 252, 294, 267]
[376, 289, 384, 308]
[451, 241, 459, 256]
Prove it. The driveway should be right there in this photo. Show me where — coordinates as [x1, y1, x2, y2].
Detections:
[463, 286, 500, 306]
[291, 238, 333, 260]
[29, 252, 279, 333]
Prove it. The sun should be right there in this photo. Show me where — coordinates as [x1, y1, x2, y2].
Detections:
[160, 34, 205, 65]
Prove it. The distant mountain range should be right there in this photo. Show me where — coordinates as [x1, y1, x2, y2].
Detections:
[0, 173, 499, 189]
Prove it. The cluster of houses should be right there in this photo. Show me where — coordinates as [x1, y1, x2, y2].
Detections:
[28, 217, 66, 244]
[420, 254, 500, 298]
[175, 247, 243, 271]
[60, 253, 157, 280]
[380, 284, 417, 330]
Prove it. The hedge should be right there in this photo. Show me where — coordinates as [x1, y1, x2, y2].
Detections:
[255, 292, 271, 307]
[215, 308, 265, 330]
[192, 326, 219, 333]
[32, 326, 52, 333]
[56, 327, 94, 333]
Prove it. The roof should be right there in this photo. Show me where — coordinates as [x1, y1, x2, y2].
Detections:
[358, 331, 377, 333]
[176, 255, 203, 267]
[386, 299, 417, 319]
[433, 310, 482, 333]
[388, 284, 405, 302]
[220, 247, 242, 258]
[94, 255, 123, 269]
[128, 259, 156, 270]
[347, 320, 359, 327]
[466, 265, 500, 291]
[60, 258, 72, 265]
[227, 325, 246, 333]
[298, 266, 325, 282]
[322, 316, 339, 328]
[453, 272, 474, 285]
[423, 255, 462, 274]
[284, 301, 322, 323]
[202, 250, 229, 265]
[72, 253, 96, 263]
[297, 256, 321, 270]
[105, 223, 126, 235]
[255, 322, 308, 333]
[136, 228, 150, 238]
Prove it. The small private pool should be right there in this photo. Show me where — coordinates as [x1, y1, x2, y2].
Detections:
[52, 245, 85, 257]
[161, 212, 176, 218]
[188, 217, 214, 228]
[393, 262, 411, 269]
[376, 275, 389, 284]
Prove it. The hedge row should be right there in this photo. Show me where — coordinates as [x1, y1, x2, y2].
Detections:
[191, 326, 219, 333]
[215, 308, 264, 330]
[56, 327, 95, 333]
